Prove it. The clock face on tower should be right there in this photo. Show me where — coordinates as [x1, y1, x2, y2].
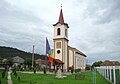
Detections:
[57, 50, 60, 54]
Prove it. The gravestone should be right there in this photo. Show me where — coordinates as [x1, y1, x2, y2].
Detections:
[56, 68, 66, 78]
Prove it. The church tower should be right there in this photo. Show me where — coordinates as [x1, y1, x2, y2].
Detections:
[53, 6, 69, 71]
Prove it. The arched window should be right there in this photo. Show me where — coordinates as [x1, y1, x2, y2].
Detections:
[57, 28, 61, 35]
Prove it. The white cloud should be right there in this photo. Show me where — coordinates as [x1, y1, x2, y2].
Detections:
[0, 0, 120, 64]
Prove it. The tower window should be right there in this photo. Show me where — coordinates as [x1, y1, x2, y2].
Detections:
[65, 29, 67, 37]
[57, 28, 61, 35]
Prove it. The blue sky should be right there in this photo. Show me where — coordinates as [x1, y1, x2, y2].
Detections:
[0, 0, 120, 64]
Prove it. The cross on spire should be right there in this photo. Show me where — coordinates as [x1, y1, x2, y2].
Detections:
[61, 4, 62, 8]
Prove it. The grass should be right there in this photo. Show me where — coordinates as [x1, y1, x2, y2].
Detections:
[0, 70, 8, 84]
[11, 71, 111, 84]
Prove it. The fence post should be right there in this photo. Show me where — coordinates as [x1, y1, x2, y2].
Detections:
[109, 66, 112, 81]
[119, 66, 120, 76]
[113, 66, 116, 84]
[105, 66, 107, 78]
[102, 66, 104, 76]
[107, 66, 109, 79]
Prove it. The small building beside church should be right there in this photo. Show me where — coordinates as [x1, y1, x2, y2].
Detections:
[52, 6, 86, 72]
[13, 56, 24, 64]
[13, 56, 24, 67]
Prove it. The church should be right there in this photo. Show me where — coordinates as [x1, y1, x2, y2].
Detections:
[52, 6, 86, 72]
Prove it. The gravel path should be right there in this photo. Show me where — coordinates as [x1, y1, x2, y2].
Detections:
[8, 71, 13, 84]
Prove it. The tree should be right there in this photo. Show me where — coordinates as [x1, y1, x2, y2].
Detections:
[92, 61, 103, 67]
[85, 64, 91, 70]
[24, 59, 32, 66]
[7, 58, 13, 65]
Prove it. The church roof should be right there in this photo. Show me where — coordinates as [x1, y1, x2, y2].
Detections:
[75, 49, 87, 57]
[68, 46, 87, 57]
[53, 6, 69, 28]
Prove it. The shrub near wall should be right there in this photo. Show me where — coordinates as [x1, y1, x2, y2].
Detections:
[75, 69, 81, 73]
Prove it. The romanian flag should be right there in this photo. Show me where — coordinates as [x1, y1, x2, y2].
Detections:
[48, 49, 54, 65]
[46, 38, 54, 64]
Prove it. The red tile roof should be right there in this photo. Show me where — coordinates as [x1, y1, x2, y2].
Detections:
[101, 60, 120, 66]
[55, 59, 64, 64]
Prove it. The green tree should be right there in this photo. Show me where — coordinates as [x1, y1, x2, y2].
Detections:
[24, 59, 32, 66]
[7, 58, 13, 65]
[92, 61, 103, 67]
[85, 64, 91, 70]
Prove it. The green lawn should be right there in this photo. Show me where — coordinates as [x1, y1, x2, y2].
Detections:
[0, 70, 8, 84]
[12, 71, 111, 84]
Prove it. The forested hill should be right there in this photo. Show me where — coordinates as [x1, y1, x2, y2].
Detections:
[0, 46, 46, 60]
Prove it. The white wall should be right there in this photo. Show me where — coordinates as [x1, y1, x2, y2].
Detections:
[75, 53, 86, 69]
[69, 49, 73, 67]
[62, 40, 68, 71]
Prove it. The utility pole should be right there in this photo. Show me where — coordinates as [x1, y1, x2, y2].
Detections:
[32, 45, 35, 69]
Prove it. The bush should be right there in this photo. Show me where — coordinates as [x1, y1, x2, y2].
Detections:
[30, 81, 32, 84]
[14, 72, 17, 77]
[5, 66, 8, 72]
[18, 76, 20, 81]
[75, 69, 81, 73]
[85, 66, 90, 70]
[12, 69, 17, 77]
[33, 69, 36, 74]
[43, 67, 46, 74]
[2, 71, 5, 78]
[71, 68, 74, 74]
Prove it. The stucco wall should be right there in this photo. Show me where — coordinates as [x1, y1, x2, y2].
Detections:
[74, 53, 86, 69]
[69, 49, 73, 67]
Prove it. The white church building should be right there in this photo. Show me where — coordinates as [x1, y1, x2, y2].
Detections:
[52, 7, 86, 72]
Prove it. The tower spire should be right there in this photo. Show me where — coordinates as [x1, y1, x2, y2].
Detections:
[53, 4, 69, 28]
[58, 4, 64, 24]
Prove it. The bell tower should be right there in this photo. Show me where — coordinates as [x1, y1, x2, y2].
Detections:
[53, 5, 69, 71]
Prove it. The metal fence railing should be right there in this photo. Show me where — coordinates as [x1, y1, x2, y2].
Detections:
[96, 66, 120, 84]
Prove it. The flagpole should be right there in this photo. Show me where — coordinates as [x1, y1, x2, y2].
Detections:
[32, 45, 35, 69]
[45, 38, 47, 70]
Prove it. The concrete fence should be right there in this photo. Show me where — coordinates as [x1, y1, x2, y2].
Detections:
[96, 66, 120, 84]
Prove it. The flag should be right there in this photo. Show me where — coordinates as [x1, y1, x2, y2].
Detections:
[46, 37, 51, 56]
[48, 49, 54, 65]
[46, 37, 54, 64]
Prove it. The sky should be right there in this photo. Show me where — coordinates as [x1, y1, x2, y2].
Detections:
[0, 0, 120, 64]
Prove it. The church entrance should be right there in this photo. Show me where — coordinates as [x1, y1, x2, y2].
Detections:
[53, 59, 64, 72]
